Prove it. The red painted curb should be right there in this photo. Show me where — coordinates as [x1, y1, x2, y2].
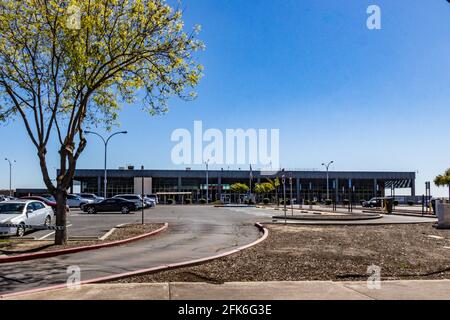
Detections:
[0, 223, 168, 264]
[0, 223, 268, 299]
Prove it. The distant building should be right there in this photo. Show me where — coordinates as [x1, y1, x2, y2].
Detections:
[71, 168, 416, 204]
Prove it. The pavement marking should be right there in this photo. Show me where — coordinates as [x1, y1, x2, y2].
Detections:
[37, 232, 55, 240]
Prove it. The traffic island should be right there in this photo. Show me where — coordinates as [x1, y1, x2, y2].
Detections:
[112, 222, 450, 283]
[0, 223, 168, 263]
[272, 213, 381, 221]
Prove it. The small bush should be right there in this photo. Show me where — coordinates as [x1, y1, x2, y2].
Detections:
[310, 201, 317, 205]
[343, 199, 350, 205]
[167, 199, 175, 205]
[184, 199, 192, 204]
[199, 198, 207, 204]
[212, 200, 224, 205]
[394, 200, 399, 206]
[407, 201, 414, 206]
[325, 199, 332, 205]
[262, 198, 270, 205]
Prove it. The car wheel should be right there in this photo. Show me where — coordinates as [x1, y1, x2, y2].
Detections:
[121, 206, 130, 214]
[44, 216, 51, 227]
[16, 223, 26, 237]
[87, 207, 96, 214]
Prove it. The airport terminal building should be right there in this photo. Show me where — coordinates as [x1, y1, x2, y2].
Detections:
[72, 168, 416, 204]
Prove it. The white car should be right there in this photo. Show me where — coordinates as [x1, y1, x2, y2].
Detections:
[0, 195, 6, 202]
[67, 194, 94, 208]
[0, 200, 53, 237]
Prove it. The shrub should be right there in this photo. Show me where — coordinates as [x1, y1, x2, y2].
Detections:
[212, 200, 224, 205]
[325, 199, 332, 205]
[343, 199, 350, 205]
[310, 201, 317, 205]
[184, 198, 192, 204]
[394, 200, 399, 206]
[263, 198, 270, 205]
[303, 200, 309, 205]
[407, 201, 414, 206]
[199, 198, 207, 204]
[280, 199, 291, 205]
[167, 198, 175, 205]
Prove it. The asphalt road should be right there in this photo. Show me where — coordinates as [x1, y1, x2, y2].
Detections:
[0, 205, 262, 295]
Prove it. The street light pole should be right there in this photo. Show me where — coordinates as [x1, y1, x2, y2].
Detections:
[205, 159, 210, 204]
[86, 131, 127, 198]
[4, 158, 16, 197]
[321, 161, 334, 200]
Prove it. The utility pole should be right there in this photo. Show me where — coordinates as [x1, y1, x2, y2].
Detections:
[4, 158, 16, 197]
[205, 159, 210, 204]
[141, 165, 145, 225]
[321, 161, 334, 200]
[289, 172, 293, 216]
[85, 130, 127, 198]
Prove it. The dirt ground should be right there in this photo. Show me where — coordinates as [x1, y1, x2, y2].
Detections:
[115, 223, 450, 283]
[0, 223, 164, 255]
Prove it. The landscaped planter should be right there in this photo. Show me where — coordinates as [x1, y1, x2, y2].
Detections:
[436, 202, 450, 229]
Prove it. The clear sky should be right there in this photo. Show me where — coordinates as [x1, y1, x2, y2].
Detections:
[0, 0, 449, 196]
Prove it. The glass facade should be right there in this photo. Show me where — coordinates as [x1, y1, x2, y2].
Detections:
[74, 170, 412, 204]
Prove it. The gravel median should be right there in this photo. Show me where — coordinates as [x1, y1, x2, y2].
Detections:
[114, 222, 450, 283]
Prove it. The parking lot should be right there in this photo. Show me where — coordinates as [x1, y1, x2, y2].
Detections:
[0, 205, 262, 295]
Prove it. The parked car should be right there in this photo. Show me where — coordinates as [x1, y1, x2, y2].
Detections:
[20, 196, 69, 214]
[0, 200, 53, 237]
[143, 196, 156, 208]
[78, 193, 104, 203]
[362, 197, 393, 208]
[145, 194, 159, 204]
[0, 195, 6, 202]
[67, 194, 94, 208]
[41, 194, 56, 202]
[82, 198, 137, 214]
[112, 194, 144, 209]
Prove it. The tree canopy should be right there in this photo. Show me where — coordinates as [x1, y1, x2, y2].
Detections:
[435, 169, 450, 187]
[0, 0, 203, 243]
[230, 183, 249, 194]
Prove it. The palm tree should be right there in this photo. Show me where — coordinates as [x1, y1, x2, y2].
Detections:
[254, 182, 275, 202]
[266, 178, 281, 205]
[434, 168, 450, 199]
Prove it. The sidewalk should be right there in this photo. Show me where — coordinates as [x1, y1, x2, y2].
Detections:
[3, 280, 450, 300]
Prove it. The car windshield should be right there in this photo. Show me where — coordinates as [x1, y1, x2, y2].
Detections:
[0, 203, 25, 214]
[81, 195, 94, 199]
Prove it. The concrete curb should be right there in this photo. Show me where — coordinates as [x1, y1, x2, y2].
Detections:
[0, 223, 168, 264]
[0, 223, 268, 299]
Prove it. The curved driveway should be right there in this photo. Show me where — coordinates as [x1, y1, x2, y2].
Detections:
[0, 206, 262, 295]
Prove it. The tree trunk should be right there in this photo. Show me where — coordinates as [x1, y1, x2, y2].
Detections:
[54, 187, 68, 245]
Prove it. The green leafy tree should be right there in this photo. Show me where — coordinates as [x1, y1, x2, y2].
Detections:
[434, 168, 450, 199]
[230, 183, 249, 194]
[0, 0, 203, 244]
[254, 182, 275, 199]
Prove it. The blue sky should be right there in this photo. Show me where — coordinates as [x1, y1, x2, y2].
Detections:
[0, 0, 449, 196]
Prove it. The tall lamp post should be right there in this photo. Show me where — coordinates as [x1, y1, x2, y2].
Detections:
[205, 159, 210, 204]
[321, 161, 334, 200]
[5, 158, 16, 197]
[85, 130, 127, 198]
